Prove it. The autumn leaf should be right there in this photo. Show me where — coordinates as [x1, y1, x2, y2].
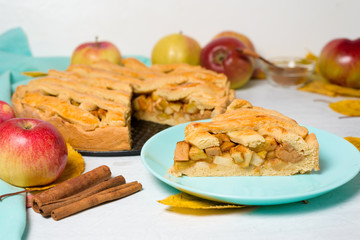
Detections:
[298, 76, 360, 98]
[345, 137, 360, 151]
[305, 51, 319, 73]
[158, 192, 245, 209]
[329, 99, 360, 116]
[22, 71, 48, 77]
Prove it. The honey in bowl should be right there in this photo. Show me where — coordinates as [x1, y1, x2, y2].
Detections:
[266, 57, 315, 88]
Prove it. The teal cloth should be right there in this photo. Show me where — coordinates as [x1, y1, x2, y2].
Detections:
[0, 28, 70, 104]
[0, 27, 67, 240]
[0, 27, 54, 240]
[0, 27, 149, 239]
[0, 182, 26, 240]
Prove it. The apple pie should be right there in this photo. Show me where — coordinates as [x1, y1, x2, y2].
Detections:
[168, 99, 320, 177]
[68, 60, 235, 126]
[11, 76, 132, 151]
[11, 58, 234, 151]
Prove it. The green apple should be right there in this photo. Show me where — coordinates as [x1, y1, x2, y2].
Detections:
[151, 33, 201, 65]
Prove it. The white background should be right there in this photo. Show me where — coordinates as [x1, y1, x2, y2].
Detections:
[0, 0, 359, 58]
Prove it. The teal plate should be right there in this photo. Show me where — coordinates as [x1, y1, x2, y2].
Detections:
[141, 122, 360, 205]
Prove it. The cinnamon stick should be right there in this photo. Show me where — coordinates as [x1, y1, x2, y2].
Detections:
[39, 175, 126, 217]
[51, 181, 142, 221]
[32, 165, 111, 213]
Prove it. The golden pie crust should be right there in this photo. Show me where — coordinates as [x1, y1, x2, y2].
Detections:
[168, 99, 320, 177]
[12, 76, 132, 151]
[67, 61, 235, 126]
[11, 58, 234, 151]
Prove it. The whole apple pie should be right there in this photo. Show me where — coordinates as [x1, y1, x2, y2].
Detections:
[11, 58, 234, 152]
[168, 99, 320, 177]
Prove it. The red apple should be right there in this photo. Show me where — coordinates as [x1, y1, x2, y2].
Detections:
[71, 37, 122, 65]
[151, 33, 201, 65]
[200, 37, 254, 89]
[318, 38, 360, 88]
[213, 31, 266, 80]
[0, 101, 16, 124]
[0, 118, 68, 187]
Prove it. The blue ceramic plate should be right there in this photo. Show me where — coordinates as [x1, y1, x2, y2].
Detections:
[141, 122, 360, 205]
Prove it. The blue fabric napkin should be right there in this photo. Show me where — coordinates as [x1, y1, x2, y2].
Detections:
[0, 27, 150, 240]
[0, 28, 70, 104]
[0, 182, 26, 240]
[0, 27, 47, 240]
[0, 27, 68, 240]
[0, 30, 70, 240]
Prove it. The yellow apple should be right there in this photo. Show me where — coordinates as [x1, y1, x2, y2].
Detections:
[151, 33, 201, 65]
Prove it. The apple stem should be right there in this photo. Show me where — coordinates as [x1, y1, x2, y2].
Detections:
[23, 123, 32, 130]
[95, 36, 99, 48]
[214, 50, 227, 65]
[0, 189, 30, 201]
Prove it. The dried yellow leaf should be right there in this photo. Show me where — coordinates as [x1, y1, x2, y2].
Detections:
[329, 99, 360, 116]
[299, 79, 360, 98]
[344, 137, 360, 151]
[22, 71, 48, 77]
[26, 143, 85, 191]
[299, 81, 337, 97]
[158, 192, 246, 209]
[305, 51, 319, 62]
[305, 51, 320, 73]
[325, 84, 360, 98]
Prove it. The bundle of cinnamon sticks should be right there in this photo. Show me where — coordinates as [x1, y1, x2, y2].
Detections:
[31, 165, 142, 221]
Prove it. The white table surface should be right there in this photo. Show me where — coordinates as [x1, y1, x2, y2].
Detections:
[24, 80, 360, 240]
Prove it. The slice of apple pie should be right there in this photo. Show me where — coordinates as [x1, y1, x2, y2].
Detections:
[168, 99, 320, 177]
[11, 76, 132, 151]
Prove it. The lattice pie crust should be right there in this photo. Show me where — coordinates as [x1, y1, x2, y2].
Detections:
[11, 58, 235, 151]
[168, 99, 320, 177]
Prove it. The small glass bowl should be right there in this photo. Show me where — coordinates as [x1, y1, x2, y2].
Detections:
[265, 57, 315, 88]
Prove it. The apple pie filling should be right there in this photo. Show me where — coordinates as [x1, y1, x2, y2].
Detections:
[172, 132, 306, 174]
[132, 93, 214, 124]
